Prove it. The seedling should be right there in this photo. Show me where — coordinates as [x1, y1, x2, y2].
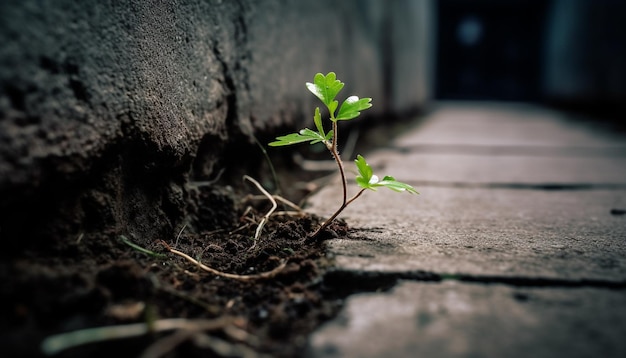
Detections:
[269, 72, 418, 237]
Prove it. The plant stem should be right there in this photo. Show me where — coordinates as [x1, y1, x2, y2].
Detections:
[311, 116, 352, 238]
[311, 188, 366, 238]
[330, 120, 348, 206]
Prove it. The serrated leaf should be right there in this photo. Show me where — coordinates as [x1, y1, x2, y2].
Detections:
[336, 96, 372, 121]
[354, 155, 373, 187]
[268, 128, 327, 147]
[268, 133, 311, 147]
[376, 176, 419, 194]
[356, 176, 371, 189]
[305, 72, 344, 108]
[354, 155, 418, 194]
[299, 128, 327, 144]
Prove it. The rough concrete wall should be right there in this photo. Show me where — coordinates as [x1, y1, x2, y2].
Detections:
[0, 0, 428, 249]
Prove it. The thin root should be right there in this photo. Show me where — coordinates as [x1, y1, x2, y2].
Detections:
[245, 194, 304, 214]
[229, 223, 251, 235]
[243, 175, 277, 247]
[160, 241, 287, 282]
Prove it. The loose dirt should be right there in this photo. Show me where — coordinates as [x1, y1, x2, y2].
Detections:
[0, 116, 424, 358]
[0, 204, 351, 358]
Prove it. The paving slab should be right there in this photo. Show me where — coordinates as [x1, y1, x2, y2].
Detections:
[307, 281, 626, 358]
[305, 102, 626, 281]
[309, 186, 626, 281]
[395, 102, 626, 147]
[378, 151, 626, 186]
[305, 102, 626, 357]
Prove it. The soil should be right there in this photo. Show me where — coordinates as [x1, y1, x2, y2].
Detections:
[0, 115, 424, 358]
[0, 200, 352, 358]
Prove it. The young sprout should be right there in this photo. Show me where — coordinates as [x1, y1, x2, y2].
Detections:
[269, 72, 418, 238]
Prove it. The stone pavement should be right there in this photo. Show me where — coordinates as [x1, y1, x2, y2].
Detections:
[304, 102, 626, 358]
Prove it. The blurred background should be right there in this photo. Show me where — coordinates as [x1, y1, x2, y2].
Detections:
[426, 0, 626, 121]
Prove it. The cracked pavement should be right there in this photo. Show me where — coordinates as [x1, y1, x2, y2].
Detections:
[304, 102, 626, 358]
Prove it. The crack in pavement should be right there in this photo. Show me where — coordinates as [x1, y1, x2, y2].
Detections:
[385, 144, 626, 157]
[322, 269, 626, 297]
[402, 180, 626, 191]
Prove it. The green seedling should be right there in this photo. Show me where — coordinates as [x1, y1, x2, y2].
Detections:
[269, 72, 418, 237]
[118, 235, 167, 259]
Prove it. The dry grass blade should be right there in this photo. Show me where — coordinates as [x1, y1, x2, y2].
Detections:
[41, 317, 233, 356]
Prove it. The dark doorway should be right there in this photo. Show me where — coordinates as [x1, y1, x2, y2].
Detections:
[435, 0, 549, 101]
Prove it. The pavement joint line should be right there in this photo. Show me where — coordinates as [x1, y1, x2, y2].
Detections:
[341, 181, 626, 191]
[445, 274, 626, 289]
[386, 144, 626, 157]
[324, 269, 626, 291]
[401, 181, 626, 191]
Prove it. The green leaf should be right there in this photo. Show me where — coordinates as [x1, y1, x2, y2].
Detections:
[306, 72, 344, 108]
[119, 235, 167, 259]
[313, 107, 325, 137]
[328, 100, 338, 116]
[336, 96, 372, 121]
[268, 128, 327, 147]
[299, 128, 327, 144]
[354, 155, 418, 194]
[268, 133, 312, 146]
[376, 176, 419, 194]
[355, 154, 374, 187]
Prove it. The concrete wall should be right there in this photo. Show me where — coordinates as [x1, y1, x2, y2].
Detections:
[0, 0, 431, 248]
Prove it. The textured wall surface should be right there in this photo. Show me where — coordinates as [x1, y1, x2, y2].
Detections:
[0, 0, 430, 248]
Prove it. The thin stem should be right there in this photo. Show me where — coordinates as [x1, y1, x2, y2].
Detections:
[311, 188, 366, 238]
[311, 112, 354, 239]
[330, 120, 348, 206]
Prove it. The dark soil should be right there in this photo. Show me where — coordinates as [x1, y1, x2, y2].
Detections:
[0, 203, 350, 358]
[0, 115, 424, 358]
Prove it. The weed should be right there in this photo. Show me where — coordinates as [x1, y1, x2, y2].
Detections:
[269, 72, 418, 237]
[118, 235, 167, 259]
